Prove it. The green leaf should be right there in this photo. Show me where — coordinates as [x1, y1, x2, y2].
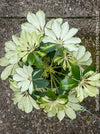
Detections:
[38, 97, 50, 103]
[83, 66, 96, 76]
[34, 54, 43, 69]
[46, 89, 56, 100]
[54, 56, 62, 63]
[33, 69, 43, 79]
[1, 65, 13, 80]
[36, 51, 47, 57]
[40, 43, 57, 52]
[27, 52, 35, 65]
[34, 78, 49, 88]
[0, 57, 9, 66]
[63, 60, 67, 70]
[71, 65, 80, 80]
[57, 94, 68, 100]
[60, 77, 78, 91]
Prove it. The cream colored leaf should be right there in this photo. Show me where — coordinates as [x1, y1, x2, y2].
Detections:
[84, 85, 99, 97]
[76, 86, 84, 102]
[24, 96, 33, 113]
[57, 110, 65, 121]
[88, 80, 100, 87]
[63, 28, 78, 41]
[21, 23, 37, 33]
[52, 21, 61, 39]
[76, 46, 86, 60]
[45, 28, 56, 40]
[1, 65, 13, 80]
[61, 22, 69, 40]
[64, 37, 81, 44]
[36, 10, 45, 29]
[0, 57, 9, 66]
[29, 95, 40, 109]
[27, 12, 40, 29]
[87, 73, 100, 81]
[65, 106, 76, 120]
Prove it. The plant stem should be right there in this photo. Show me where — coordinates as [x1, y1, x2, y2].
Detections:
[50, 73, 53, 90]
[53, 75, 60, 84]
[54, 71, 67, 76]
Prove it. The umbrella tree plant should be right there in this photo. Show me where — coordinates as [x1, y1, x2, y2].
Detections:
[0, 10, 100, 121]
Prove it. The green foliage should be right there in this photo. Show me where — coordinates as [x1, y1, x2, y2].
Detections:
[54, 48, 75, 70]
[36, 50, 47, 57]
[32, 69, 49, 89]
[32, 69, 43, 79]
[83, 65, 96, 76]
[60, 77, 78, 91]
[27, 52, 35, 65]
[46, 89, 56, 100]
[33, 78, 49, 88]
[71, 64, 80, 80]
[40, 43, 57, 52]
[34, 54, 43, 69]
[0, 10, 99, 121]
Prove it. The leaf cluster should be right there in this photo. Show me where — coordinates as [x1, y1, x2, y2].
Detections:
[0, 10, 99, 121]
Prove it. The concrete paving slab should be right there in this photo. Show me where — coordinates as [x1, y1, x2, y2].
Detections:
[0, 0, 99, 17]
[0, 1, 100, 132]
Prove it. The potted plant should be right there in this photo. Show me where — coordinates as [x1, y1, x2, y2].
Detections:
[0, 10, 99, 121]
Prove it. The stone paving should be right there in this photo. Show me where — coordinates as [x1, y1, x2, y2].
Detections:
[0, 0, 100, 134]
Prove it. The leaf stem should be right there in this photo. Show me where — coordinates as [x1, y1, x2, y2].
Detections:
[54, 71, 67, 76]
[50, 73, 53, 90]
